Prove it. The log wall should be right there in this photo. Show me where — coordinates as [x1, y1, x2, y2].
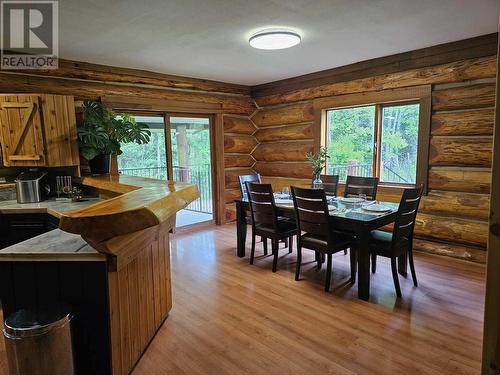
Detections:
[0, 61, 258, 224]
[249, 55, 497, 263]
[223, 115, 258, 221]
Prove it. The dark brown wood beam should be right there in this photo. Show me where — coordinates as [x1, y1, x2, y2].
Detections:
[251, 33, 498, 98]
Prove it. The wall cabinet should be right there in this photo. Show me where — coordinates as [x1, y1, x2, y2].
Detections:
[0, 94, 80, 167]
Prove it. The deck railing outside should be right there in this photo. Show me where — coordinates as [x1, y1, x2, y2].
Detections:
[118, 164, 213, 214]
[327, 163, 409, 183]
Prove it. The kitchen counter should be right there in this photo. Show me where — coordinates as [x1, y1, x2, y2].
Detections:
[0, 175, 199, 375]
[0, 228, 104, 262]
[0, 197, 101, 217]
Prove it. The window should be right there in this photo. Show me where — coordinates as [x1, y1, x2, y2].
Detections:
[325, 102, 420, 185]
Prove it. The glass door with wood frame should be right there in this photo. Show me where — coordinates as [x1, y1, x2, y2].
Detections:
[167, 115, 213, 227]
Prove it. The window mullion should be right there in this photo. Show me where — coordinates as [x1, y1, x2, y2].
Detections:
[373, 104, 382, 178]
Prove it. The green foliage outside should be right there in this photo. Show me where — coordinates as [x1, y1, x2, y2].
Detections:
[326, 104, 419, 183]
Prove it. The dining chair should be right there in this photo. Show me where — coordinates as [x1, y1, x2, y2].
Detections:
[369, 185, 424, 297]
[246, 182, 297, 272]
[311, 174, 339, 196]
[239, 173, 261, 199]
[344, 175, 379, 200]
[291, 186, 356, 292]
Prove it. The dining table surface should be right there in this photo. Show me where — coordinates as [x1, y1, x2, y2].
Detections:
[235, 194, 402, 301]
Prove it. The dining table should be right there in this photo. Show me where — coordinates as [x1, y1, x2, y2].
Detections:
[235, 195, 403, 301]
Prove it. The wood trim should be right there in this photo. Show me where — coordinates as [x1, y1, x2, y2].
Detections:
[313, 85, 431, 110]
[102, 94, 223, 113]
[214, 113, 225, 224]
[314, 85, 432, 191]
[482, 19, 500, 374]
[252, 33, 498, 98]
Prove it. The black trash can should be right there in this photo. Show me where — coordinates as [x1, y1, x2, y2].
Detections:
[3, 304, 74, 375]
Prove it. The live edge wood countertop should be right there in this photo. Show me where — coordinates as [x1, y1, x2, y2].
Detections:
[59, 174, 199, 253]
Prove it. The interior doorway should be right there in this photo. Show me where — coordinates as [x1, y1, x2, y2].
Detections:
[117, 113, 215, 228]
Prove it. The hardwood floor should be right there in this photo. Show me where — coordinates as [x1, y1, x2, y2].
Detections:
[133, 224, 485, 374]
[0, 224, 486, 374]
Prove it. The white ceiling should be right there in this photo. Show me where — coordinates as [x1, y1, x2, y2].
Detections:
[60, 0, 499, 86]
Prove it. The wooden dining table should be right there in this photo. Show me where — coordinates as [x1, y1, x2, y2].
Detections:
[235, 196, 402, 301]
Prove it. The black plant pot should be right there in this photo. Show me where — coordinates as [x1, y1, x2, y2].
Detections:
[88, 154, 111, 175]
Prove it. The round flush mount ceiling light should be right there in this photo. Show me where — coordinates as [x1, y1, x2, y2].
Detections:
[249, 29, 301, 50]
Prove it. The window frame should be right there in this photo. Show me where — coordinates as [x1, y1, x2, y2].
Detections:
[314, 85, 431, 193]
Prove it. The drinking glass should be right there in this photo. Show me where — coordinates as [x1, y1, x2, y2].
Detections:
[358, 193, 367, 203]
[282, 186, 290, 198]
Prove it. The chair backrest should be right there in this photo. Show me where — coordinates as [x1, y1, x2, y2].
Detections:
[239, 174, 261, 198]
[318, 174, 339, 196]
[291, 186, 332, 242]
[246, 182, 278, 229]
[344, 176, 379, 200]
[392, 185, 424, 247]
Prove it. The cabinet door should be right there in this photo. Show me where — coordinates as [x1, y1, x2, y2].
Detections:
[41, 94, 80, 167]
[0, 94, 46, 167]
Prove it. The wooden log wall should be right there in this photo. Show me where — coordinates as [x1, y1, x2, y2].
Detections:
[249, 54, 498, 263]
[223, 115, 258, 221]
[0, 59, 258, 224]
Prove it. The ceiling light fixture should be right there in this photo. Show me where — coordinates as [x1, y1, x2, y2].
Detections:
[249, 29, 301, 50]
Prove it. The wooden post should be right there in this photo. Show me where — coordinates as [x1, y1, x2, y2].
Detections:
[482, 17, 500, 375]
[176, 126, 188, 182]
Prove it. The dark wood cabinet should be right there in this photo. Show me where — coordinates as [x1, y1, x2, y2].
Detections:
[0, 213, 60, 249]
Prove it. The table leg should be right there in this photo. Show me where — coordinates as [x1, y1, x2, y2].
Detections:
[236, 201, 247, 258]
[357, 231, 370, 301]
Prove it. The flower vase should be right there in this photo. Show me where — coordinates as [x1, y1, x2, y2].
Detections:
[312, 174, 323, 189]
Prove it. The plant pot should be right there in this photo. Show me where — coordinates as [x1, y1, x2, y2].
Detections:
[88, 154, 111, 175]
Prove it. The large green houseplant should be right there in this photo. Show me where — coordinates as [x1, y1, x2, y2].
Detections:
[77, 100, 151, 174]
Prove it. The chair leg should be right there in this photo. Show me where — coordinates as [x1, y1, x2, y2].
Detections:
[371, 253, 377, 274]
[409, 250, 418, 287]
[272, 239, 279, 272]
[325, 253, 333, 292]
[288, 236, 293, 254]
[263, 238, 268, 255]
[317, 252, 322, 270]
[250, 231, 256, 265]
[349, 247, 357, 284]
[295, 245, 302, 281]
[391, 258, 402, 298]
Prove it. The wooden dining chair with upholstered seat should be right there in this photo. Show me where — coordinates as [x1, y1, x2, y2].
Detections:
[312, 174, 339, 196]
[291, 186, 356, 292]
[344, 176, 379, 200]
[369, 185, 424, 297]
[246, 182, 297, 272]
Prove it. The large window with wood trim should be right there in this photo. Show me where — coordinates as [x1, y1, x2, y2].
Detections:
[325, 101, 421, 185]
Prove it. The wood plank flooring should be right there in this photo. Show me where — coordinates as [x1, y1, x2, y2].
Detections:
[0, 224, 486, 374]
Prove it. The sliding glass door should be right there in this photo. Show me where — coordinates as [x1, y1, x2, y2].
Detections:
[117, 115, 168, 180]
[167, 115, 213, 227]
[118, 113, 214, 228]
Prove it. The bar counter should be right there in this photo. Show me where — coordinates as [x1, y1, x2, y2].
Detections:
[0, 175, 199, 374]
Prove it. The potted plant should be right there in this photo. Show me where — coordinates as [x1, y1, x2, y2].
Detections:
[77, 100, 151, 175]
[306, 146, 329, 188]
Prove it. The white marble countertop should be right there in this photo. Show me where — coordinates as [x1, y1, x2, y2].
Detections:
[0, 198, 105, 261]
[0, 197, 101, 218]
[0, 229, 105, 261]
